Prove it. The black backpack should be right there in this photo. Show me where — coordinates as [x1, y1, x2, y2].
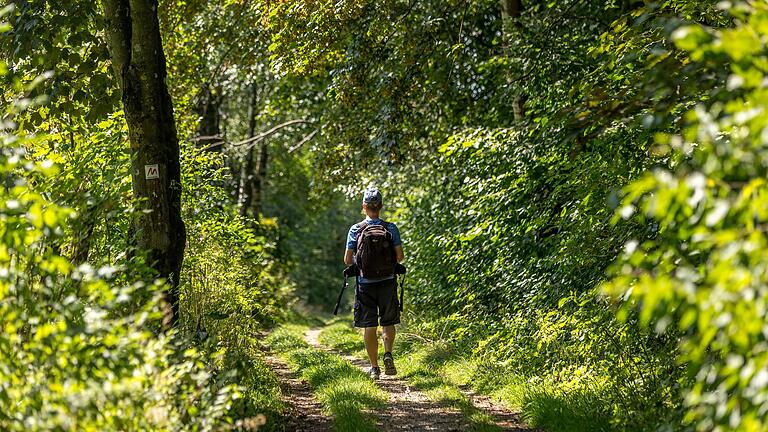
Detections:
[355, 220, 396, 279]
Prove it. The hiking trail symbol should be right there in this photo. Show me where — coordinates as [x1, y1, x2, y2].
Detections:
[145, 164, 159, 180]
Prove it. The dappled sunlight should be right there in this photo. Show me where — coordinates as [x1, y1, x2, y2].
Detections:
[4, 0, 765, 430]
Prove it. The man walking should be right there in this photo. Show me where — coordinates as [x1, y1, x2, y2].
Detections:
[344, 188, 404, 379]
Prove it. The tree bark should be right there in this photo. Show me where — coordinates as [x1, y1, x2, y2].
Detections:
[252, 137, 268, 217]
[499, 0, 525, 122]
[102, 0, 186, 327]
[196, 84, 223, 151]
[239, 85, 259, 217]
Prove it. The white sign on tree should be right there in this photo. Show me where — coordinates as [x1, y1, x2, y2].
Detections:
[145, 164, 160, 180]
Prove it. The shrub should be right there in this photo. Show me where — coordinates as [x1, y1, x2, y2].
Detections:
[604, 3, 768, 430]
[0, 47, 238, 431]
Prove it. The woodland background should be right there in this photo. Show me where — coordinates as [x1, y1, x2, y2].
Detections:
[2, 0, 768, 431]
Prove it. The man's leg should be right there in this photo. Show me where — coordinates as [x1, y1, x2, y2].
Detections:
[364, 326, 379, 368]
[379, 279, 400, 376]
[382, 325, 396, 353]
[382, 325, 397, 375]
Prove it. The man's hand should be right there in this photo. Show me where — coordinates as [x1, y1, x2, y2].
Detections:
[343, 265, 358, 278]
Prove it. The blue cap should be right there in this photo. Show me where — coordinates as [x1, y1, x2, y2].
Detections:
[363, 188, 382, 204]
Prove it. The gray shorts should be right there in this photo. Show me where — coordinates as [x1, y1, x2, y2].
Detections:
[353, 278, 400, 328]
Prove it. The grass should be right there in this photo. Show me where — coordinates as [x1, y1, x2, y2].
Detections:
[318, 316, 613, 432]
[210, 333, 287, 431]
[265, 323, 388, 432]
[318, 317, 503, 432]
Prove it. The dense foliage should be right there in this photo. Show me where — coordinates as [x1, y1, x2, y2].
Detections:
[1, 3, 289, 430]
[0, 56, 237, 430]
[606, 4, 768, 429]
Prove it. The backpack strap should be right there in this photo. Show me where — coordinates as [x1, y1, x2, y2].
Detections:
[354, 220, 368, 241]
[355, 219, 392, 240]
[379, 220, 393, 239]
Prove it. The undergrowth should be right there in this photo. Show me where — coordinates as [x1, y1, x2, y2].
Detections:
[221, 336, 286, 431]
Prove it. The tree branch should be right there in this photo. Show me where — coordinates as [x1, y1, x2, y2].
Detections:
[189, 134, 225, 142]
[199, 119, 314, 151]
[288, 129, 318, 154]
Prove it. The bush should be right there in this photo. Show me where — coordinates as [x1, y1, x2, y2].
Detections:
[178, 146, 292, 427]
[604, 3, 768, 430]
[0, 62, 238, 430]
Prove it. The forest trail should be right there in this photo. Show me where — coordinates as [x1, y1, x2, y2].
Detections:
[262, 352, 333, 432]
[302, 327, 532, 432]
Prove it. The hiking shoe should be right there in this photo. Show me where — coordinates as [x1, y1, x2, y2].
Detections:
[368, 366, 381, 380]
[383, 352, 397, 376]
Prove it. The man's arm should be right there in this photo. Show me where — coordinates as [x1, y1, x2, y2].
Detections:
[389, 222, 404, 263]
[394, 245, 404, 263]
[344, 224, 357, 266]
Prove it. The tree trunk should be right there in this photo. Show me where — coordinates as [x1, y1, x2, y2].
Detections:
[252, 138, 268, 217]
[102, 0, 186, 328]
[196, 85, 223, 151]
[239, 85, 259, 217]
[499, 0, 523, 24]
[500, 0, 525, 122]
[239, 140, 268, 219]
[239, 146, 256, 217]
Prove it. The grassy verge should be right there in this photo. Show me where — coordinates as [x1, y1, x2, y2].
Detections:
[265, 323, 388, 432]
[318, 317, 611, 432]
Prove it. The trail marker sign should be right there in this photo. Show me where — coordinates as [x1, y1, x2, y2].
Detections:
[145, 164, 160, 179]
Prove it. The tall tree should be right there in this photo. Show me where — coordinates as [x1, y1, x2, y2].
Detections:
[196, 84, 224, 151]
[238, 84, 263, 219]
[102, 0, 186, 326]
[499, 0, 525, 122]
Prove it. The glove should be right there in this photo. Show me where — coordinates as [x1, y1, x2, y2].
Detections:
[343, 265, 358, 278]
[394, 263, 407, 275]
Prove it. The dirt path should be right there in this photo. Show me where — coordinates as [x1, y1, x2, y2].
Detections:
[304, 328, 531, 432]
[262, 352, 333, 432]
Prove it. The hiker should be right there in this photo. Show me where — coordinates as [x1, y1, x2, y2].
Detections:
[344, 188, 404, 380]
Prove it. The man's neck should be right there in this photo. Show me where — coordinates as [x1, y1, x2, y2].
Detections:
[365, 213, 380, 220]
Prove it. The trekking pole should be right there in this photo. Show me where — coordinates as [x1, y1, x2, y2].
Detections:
[334, 265, 357, 315]
[333, 276, 348, 316]
[395, 263, 406, 312]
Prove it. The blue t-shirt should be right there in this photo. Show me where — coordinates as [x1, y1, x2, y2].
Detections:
[346, 217, 402, 284]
